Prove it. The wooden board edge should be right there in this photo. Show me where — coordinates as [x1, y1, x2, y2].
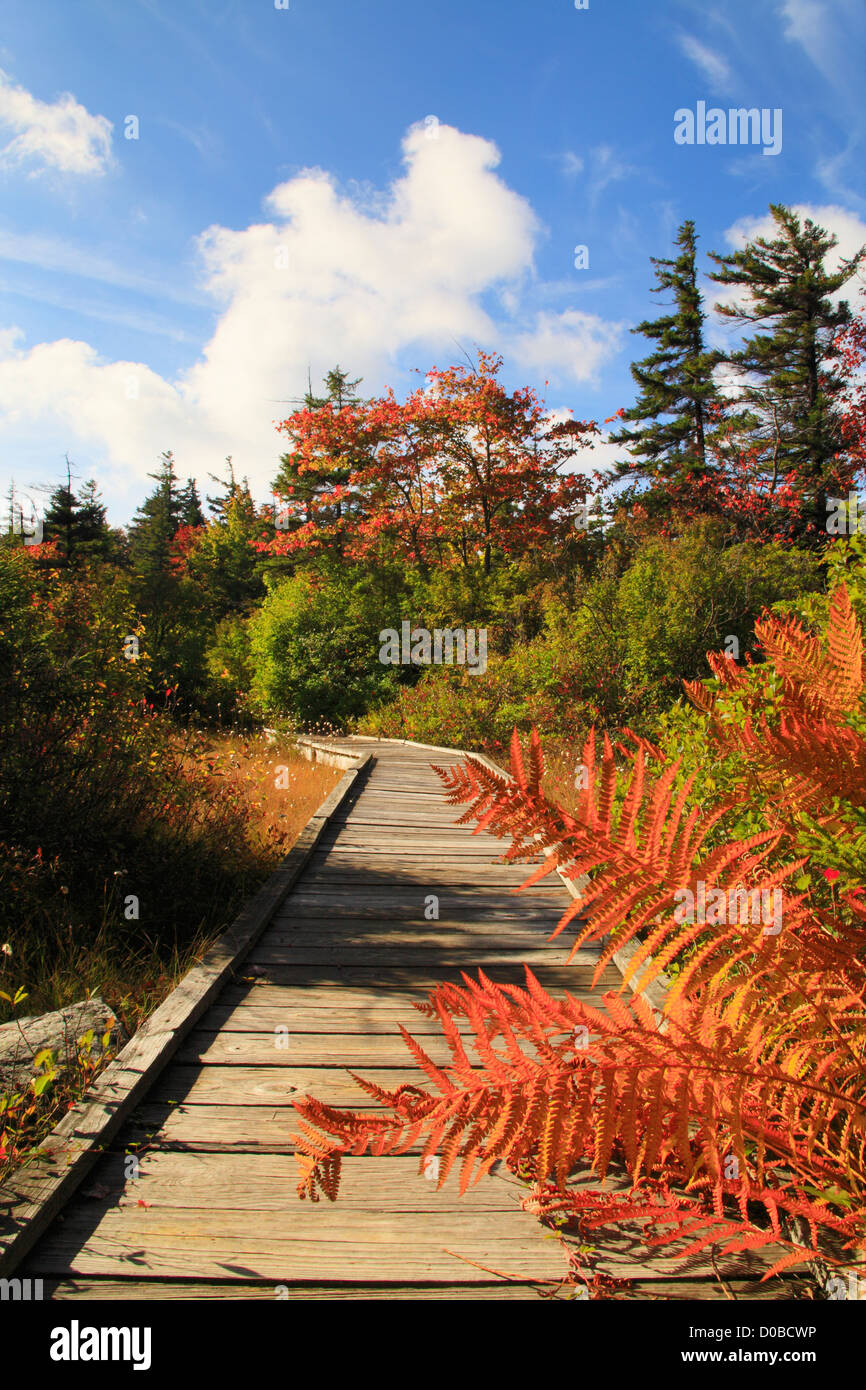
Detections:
[0, 752, 371, 1274]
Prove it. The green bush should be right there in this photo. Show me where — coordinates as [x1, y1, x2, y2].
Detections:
[358, 521, 823, 752]
[248, 570, 403, 726]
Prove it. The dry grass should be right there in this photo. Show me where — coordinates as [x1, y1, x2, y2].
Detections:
[180, 731, 342, 863]
[0, 733, 341, 1184]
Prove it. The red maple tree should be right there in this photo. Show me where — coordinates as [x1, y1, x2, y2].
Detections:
[257, 352, 600, 572]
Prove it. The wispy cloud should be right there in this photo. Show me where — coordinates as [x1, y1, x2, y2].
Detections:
[587, 145, 635, 208]
[777, 0, 865, 106]
[0, 277, 195, 342]
[157, 117, 224, 166]
[676, 34, 734, 93]
[559, 151, 584, 179]
[0, 228, 211, 308]
[0, 69, 113, 176]
[776, 0, 865, 198]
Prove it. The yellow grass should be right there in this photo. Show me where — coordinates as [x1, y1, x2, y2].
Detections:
[180, 730, 342, 865]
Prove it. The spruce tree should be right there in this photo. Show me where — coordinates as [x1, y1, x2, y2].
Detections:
[42, 454, 80, 563]
[273, 365, 363, 530]
[708, 204, 865, 535]
[177, 477, 205, 528]
[127, 451, 184, 625]
[74, 479, 113, 560]
[207, 457, 241, 522]
[610, 221, 719, 498]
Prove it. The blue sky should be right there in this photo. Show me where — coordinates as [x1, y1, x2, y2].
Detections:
[0, 0, 863, 524]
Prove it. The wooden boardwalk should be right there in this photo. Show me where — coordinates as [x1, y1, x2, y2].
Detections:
[9, 737, 791, 1300]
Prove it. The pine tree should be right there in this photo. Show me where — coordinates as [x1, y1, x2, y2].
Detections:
[188, 480, 265, 615]
[127, 451, 185, 626]
[42, 454, 79, 563]
[610, 221, 719, 499]
[74, 479, 113, 560]
[273, 365, 364, 533]
[207, 457, 241, 522]
[177, 477, 205, 528]
[42, 469, 114, 564]
[708, 204, 866, 536]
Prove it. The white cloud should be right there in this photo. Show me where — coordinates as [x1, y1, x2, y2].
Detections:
[676, 34, 733, 92]
[509, 310, 624, 388]
[0, 123, 624, 520]
[0, 69, 113, 176]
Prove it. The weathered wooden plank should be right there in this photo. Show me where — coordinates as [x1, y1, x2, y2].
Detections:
[272, 902, 564, 923]
[316, 839, 511, 850]
[209, 967, 617, 1014]
[144, 1065, 451, 1106]
[261, 929, 572, 949]
[25, 1207, 780, 1284]
[279, 883, 560, 898]
[246, 945, 586, 967]
[40, 1277, 550, 1300]
[201, 1006, 476, 1032]
[280, 884, 564, 900]
[225, 964, 605, 993]
[177, 1031, 473, 1066]
[269, 910, 567, 928]
[26, 1229, 568, 1284]
[28, 1151, 528, 1212]
[205, 984, 619, 1028]
[299, 866, 547, 883]
[123, 1104, 372, 1150]
[261, 930, 570, 952]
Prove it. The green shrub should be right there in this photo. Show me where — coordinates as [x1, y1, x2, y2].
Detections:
[248, 570, 403, 726]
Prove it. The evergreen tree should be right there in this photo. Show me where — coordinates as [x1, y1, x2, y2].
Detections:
[273, 365, 364, 533]
[177, 477, 205, 528]
[74, 479, 114, 560]
[708, 204, 866, 534]
[43, 474, 114, 564]
[126, 452, 213, 696]
[610, 221, 719, 499]
[188, 480, 265, 615]
[42, 455, 79, 563]
[127, 451, 185, 625]
[207, 457, 241, 522]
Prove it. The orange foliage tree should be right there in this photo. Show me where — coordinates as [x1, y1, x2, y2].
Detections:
[258, 351, 599, 573]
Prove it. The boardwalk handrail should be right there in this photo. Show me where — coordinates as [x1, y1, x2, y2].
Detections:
[0, 748, 372, 1276]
